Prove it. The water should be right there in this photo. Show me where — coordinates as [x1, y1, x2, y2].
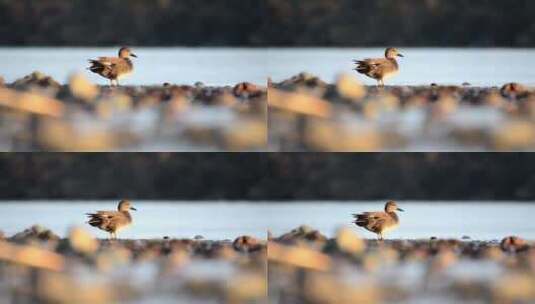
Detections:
[1, 201, 534, 240]
[267, 48, 535, 86]
[262, 201, 535, 240]
[2, 48, 534, 87]
[0, 47, 268, 86]
[0, 201, 269, 240]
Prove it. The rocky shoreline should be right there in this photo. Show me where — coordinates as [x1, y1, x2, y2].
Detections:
[269, 73, 535, 151]
[268, 225, 535, 303]
[0, 225, 266, 303]
[0, 72, 266, 151]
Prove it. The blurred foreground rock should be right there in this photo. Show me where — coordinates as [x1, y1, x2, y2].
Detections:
[269, 73, 535, 151]
[0, 226, 267, 304]
[0, 72, 266, 151]
[268, 226, 535, 304]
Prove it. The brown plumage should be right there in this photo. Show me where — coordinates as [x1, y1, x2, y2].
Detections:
[353, 47, 404, 87]
[88, 47, 137, 86]
[86, 200, 137, 239]
[352, 201, 404, 240]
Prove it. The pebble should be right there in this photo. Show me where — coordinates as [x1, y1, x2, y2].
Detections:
[500, 236, 529, 253]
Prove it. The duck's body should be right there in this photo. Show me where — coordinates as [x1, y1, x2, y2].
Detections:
[88, 47, 137, 86]
[353, 48, 403, 87]
[86, 200, 137, 239]
[352, 201, 404, 240]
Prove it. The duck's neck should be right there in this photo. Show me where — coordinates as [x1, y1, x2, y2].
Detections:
[121, 210, 133, 222]
[124, 58, 134, 68]
[387, 58, 399, 69]
[387, 211, 399, 222]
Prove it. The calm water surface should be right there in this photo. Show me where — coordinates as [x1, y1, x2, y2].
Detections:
[0, 47, 268, 86]
[267, 48, 535, 86]
[0, 201, 269, 240]
[1, 48, 534, 87]
[264, 201, 535, 240]
[0, 201, 534, 240]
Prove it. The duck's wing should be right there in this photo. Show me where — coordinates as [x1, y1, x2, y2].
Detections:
[353, 211, 386, 228]
[353, 58, 391, 75]
[96, 57, 122, 66]
[88, 58, 119, 79]
[86, 211, 122, 230]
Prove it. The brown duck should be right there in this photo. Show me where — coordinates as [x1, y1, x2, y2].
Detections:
[88, 47, 137, 86]
[86, 200, 137, 239]
[353, 201, 404, 240]
[353, 48, 404, 87]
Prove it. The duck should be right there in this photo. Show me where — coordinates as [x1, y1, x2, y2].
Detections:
[88, 47, 137, 86]
[353, 48, 404, 87]
[86, 200, 137, 239]
[352, 200, 404, 240]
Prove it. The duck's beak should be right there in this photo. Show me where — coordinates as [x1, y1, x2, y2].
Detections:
[130, 207, 137, 211]
[130, 53, 138, 58]
[397, 207, 404, 212]
[397, 53, 404, 57]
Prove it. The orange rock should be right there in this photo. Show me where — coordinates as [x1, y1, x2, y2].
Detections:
[501, 83, 529, 98]
[233, 82, 262, 97]
[233, 235, 262, 252]
[501, 236, 529, 253]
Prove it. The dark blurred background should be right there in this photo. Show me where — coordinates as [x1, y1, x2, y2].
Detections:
[1, 153, 535, 200]
[1, 0, 534, 47]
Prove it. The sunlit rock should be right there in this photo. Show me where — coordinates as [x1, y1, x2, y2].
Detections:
[69, 73, 99, 102]
[336, 73, 366, 101]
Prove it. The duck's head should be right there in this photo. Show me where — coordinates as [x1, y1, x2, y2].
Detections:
[118, 200, 137, 211]
[119, 47, 137, 59]
[385, 200, 404, 212]
[385, 48, 404, 59]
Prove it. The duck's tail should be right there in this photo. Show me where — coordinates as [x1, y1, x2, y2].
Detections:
[87, 60, 105, 74]
[352, 60, 369, 74]
[352, 213, 368, 227]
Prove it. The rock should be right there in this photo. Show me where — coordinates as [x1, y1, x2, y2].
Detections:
[11, 225, 60, 242]
[69, 73, 99, 102]
[268, 241, 332, 271]
[233, 82, 262, 98]
[13, 71, 61, 89]
[0, 76, 4, 87]
[68, 226, 98, 255]
[233, 235, 262, 252]
[96, 245, 132, 271]
[336, 73, 366, 101]
[334, 227, 365, 255]
[280, 72, 327, 88]
[227, 273, 267, 302]
[493, 273, 535, 303]
[493, 121, 535, 150]
[278, 225, 327, 244]
[501, 83, 529, 99]
[500, 236, 529, 253]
